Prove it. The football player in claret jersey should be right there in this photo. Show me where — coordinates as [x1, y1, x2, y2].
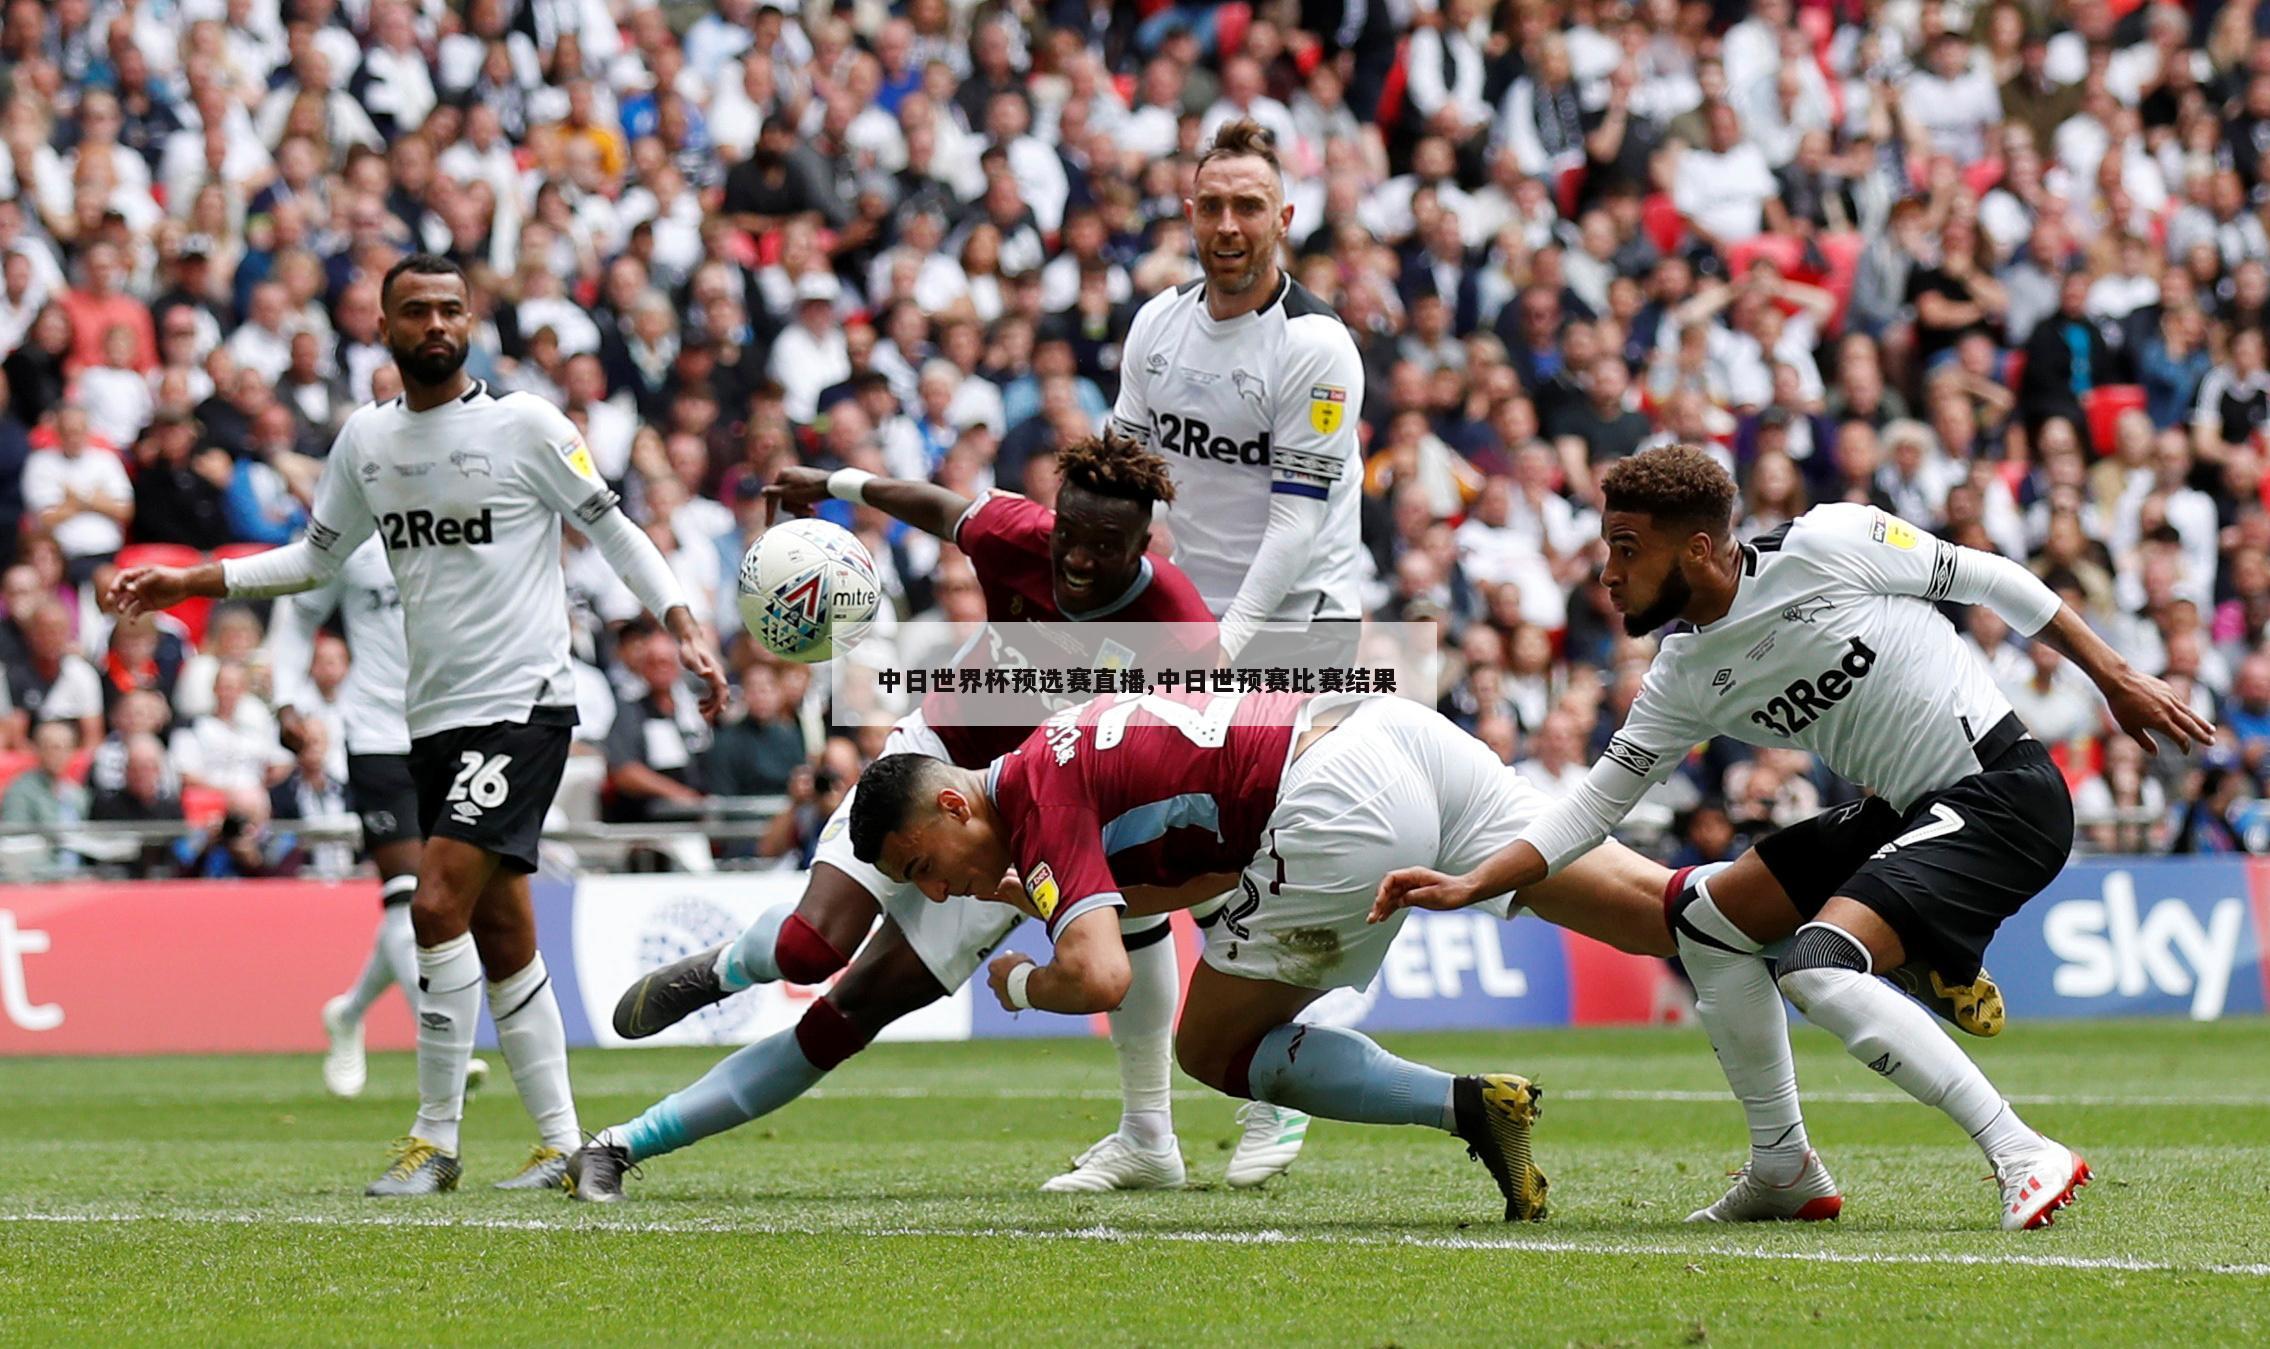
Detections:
[842, 689, 1698, 1223]
[114, 256, 729, 1197]
[567, 437, 1222, 1201]
[1373, 446, 2213, 1230]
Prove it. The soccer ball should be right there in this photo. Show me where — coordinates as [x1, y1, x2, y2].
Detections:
[737, 518, 882, 663]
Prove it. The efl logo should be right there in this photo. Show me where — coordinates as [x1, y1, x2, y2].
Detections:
[2043, 871, 2248, 1020]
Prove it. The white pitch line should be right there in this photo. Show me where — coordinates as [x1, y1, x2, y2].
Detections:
[776, 1085, 2270, 1108]
[6, 1209, 2268, 1279]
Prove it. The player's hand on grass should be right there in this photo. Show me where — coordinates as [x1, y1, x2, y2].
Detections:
[109, 566, 191, 618]
[1368, 866, 1480, 924]
[986, 952, 1037, 1011]
[760, 467, 832, 523]
[2105, 669, 2217, 756]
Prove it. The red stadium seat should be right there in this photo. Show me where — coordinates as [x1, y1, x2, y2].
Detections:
[114, 543, 201, 572]
[1642, 193, 1684, 255]
[0, 750, 35, 797]
[181, 786, 229, 830]
[2085, 385, 2147, 457]
[210, 542, 273, 562]
[2001, 349, 2026, 393]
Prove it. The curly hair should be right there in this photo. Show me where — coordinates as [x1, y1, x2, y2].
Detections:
[1599, 445, 1737, 538]
[1195, 117, 1281, 180]
[1059, 435, 1178, 507]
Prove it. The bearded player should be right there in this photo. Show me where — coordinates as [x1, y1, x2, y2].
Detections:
[573, 437, 1224, 1198]
[1372, 446, 2212, 1229]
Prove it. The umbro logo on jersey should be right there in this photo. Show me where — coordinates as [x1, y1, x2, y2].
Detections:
[1749, 637, 1878, 738]
[379, 507, 496, 550]
[1155, 412, 1270, 465]
[1144, 352, 1169, 375]
[359, 461, 381, 483]
[1712, 668, 1735, 696]
[1782, 596, 1834, 625]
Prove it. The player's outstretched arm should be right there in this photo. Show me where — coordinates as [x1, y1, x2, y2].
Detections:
[764, 465, 972, 542]
[1370, 841, 1550, 924]
[986, 909, 1132, 1015]
[2036, 604, 2217, 755]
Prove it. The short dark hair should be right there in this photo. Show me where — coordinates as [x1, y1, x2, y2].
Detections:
[1195, 117, 1281, 180]
[1059, 435, 1177, 507]
[1599, 445, 1736, 539]
[381, 253, 468, 309]
[848, 753, 949, 865]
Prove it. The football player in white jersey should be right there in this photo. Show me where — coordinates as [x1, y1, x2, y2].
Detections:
[1374, 446, 2212, 1231]
[267, 535, 487, 1107]
[114, 256, 729, 1197]
[1089, 118, 1372, 1188]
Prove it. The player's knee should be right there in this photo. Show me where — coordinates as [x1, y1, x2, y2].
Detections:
[1668, 868, 1759, 962]
[1772, 922, 1871, 1011]
[1174, 1030, 1231, 1096]
[794, 997, 874, 1071]
[775, 913, 850, 985]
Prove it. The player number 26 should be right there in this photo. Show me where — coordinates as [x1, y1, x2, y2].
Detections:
[447, 752, 514, 808]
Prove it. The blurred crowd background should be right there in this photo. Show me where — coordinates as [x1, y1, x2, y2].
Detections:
[5, 0, 2270, 878]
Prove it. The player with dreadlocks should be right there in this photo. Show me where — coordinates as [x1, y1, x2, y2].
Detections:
[569, 437, 1225, 1200]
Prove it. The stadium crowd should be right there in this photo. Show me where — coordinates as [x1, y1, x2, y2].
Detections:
[5, 0, 2270, 876]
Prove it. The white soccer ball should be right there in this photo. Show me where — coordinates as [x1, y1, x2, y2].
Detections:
[737, 518, 882, 663]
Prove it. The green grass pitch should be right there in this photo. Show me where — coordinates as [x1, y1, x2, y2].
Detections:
[4, 1020, 2268, 1345]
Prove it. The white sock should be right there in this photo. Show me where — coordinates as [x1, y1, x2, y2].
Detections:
[376, 903, 418, 1007]
[717, 901, 794, 990]
[488, 954, 581, 1152]
[1109, 919, 1180, 1150]
[341, 929, 394, 1019]
[1777, 924, 2038, 1168]
[1675, 880, 1810, 1184]
[411, 934, 482, 1155]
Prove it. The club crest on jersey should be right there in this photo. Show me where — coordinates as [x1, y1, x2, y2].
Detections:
[450, 449, 493, 478]
[1024, 864, 1060, 920]
[1232, 369, 1267, 417]
[1309, 384, 1347, 435]
[1870, 513, 1920, 550]
[1782, 595, 1834, 625]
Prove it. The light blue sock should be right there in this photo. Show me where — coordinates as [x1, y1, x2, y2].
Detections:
[607, 1026, 827, 1161]
[1245, 1024, 1457, 1130]
[715, 902, 795, 991]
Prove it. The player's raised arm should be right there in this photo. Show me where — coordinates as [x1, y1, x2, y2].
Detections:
[521, 409, 727, 721]
[1801, 503, 2214, 753]
[1216, 327, 1365, 659]
[763, 464, 973, 541]
[986, 907, 1133, 1015]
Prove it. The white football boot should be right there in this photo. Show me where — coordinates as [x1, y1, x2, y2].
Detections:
[321, 995, 366, 1099]
[1040, 1133, 1187, 1193]
[1996, 1138, 2092, 1230]
[1224, 1102, 1312, 1189]
[1687, 1150, 1844, 1223]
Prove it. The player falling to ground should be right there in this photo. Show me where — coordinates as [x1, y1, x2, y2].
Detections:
[1098, 116, 1371, 1183]
[579, 440, 1225, 1198]
[114, 255, 728, 1197]
[266, 536, 484, 1104]
[747, 689, 1705, 1223]
[1373, 446, 2213, 1230]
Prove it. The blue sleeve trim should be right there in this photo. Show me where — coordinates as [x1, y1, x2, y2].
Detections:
[1270, 482, 1330, 500]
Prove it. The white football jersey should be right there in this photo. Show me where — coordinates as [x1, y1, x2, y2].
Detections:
[268, 537, 411, 756]
[1108, 274, 1365, 621]
[1522, 503, 2056, 870]
[290, 381, 616, 740]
